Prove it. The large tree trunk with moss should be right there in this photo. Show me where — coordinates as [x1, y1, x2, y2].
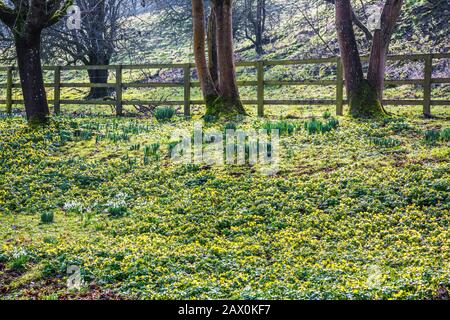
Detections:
[335, 0, 385, 118]
[192, 0, 220, 114]
[15, 33, 50, 125]
[213, 0, 245, 115]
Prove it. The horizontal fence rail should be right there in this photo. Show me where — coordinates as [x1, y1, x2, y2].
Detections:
[0, 53, 449, 117]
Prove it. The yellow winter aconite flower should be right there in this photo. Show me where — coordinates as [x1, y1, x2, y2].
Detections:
[0, 115, 449, 299]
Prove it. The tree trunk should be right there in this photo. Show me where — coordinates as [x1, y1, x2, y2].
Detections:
[192, 0, 220, 114]
[335, 0, 385, 118]
[214, 0, 245, 115]
[87, 67, 110, 99]
[85, 0, 112, 99]
[254, 0, 264, 55]
[15, 33, 50, 125]
[367, 30, 386, 102]
[367, 0, 403, 103]
[207, 7, 219, 87]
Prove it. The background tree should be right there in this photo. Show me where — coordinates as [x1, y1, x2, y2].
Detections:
[241, 0, 268, 55]
[335, 0, 403, 117]
[0, 0, 72, 124]
[192, 0, 220, 109]
[44, 0, 134, 99]
[211, 0, 245, 115]
[0, 18, 14, 64]
[193, 0, 245, 117]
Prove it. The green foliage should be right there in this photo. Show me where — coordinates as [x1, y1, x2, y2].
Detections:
[144, 143, 160, 157]
[8, 254, 30, 271]
[304, 118, 321, 134]
[107, 193, 128, 218]
[424, 128, 450, 144]
[304, 117, 339, 135]
[108, 132, 130, 143]
[73, 129, 93, 141]
[40, 211, 54, 224]
[155, 106, 175, 122]
[262, 120, 297, 135]
[370, 137, 402, 148]
[143, 143, 160, 164]
[440, 128, 450, 141]
[107, 206, 127, 217]
[425, 129, 441, 144]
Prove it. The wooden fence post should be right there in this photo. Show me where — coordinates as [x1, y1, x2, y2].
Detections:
[423, 54, 432, 117]
[336, 58, 344, 116]
[257, 60, 265, 117]
[183, 63, 191, 117]
[6, 67, 13, 114]
[53, 66, 61, 114]
[115, 65, 123, 116]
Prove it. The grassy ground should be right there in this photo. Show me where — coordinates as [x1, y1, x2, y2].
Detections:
[0, 105, 449, 300]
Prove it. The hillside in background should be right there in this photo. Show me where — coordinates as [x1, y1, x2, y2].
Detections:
[120, 1, 449, 60]
[110, 0, 449, 85]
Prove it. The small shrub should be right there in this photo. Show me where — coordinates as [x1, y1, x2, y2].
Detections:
[43, 236, 58, 244]
[107, 132, 130, 143]
[304, 118, 321, 135]
[74, 129, 93, 141]
[185, 174, 215, 187]
[371, 137, 402, 148]
[440, 128, 450, 141]
[321, 118, 339, 133]
[262, 121, 297, 135]
[144, 143, 160, 157]
[95, 134, 105, 143]
[8, 248, 30, 271]
[323, 111, 331, 119]
[9, 255, 29, 271]
[425, 129, 441, 144]
[388, 122, 412, 133]
[155, 106, 175, 122]
[304, 117, 339, 134]
[106, 193, 128, 218]
[108, 206, 127, 217]
[41, 211, 54, 224]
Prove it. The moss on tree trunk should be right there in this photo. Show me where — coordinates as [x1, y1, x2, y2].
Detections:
[349, 80, 386, 118]
[204, 95, 246, 118]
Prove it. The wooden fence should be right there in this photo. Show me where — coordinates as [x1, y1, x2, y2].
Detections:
[0, 53, 449, 117]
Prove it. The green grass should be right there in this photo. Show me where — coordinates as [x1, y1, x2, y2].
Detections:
[0, 107, 449, 299]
